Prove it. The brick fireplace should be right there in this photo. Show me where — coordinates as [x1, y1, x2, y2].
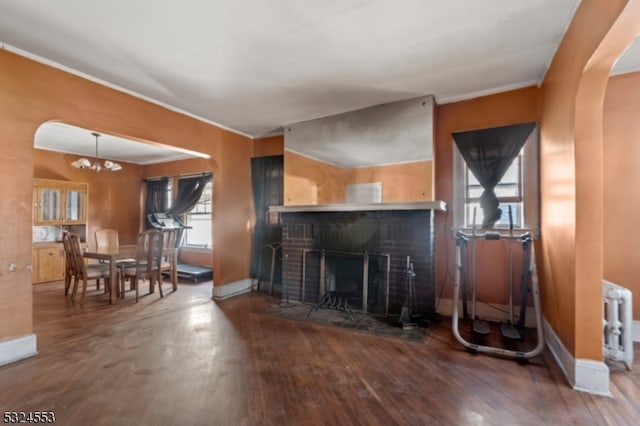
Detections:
[271, 202, 445, 319]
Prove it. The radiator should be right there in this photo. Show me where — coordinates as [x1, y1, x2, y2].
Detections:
[603, 280, 634, 370]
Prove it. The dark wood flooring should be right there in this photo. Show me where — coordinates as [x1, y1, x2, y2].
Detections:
[0, 280, 638, 425]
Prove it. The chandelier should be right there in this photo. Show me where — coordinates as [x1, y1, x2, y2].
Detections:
[71, 132, 122, 172]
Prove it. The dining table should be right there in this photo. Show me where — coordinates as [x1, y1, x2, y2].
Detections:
[83, 244, 137, 304]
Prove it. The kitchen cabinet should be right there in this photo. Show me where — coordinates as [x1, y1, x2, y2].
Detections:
[34, 186, 63, 224]
[32, 178, 88, 284]
[32, 243, 65, 284]
[64, 187, 86, 224]
[33, 179, 87, 225]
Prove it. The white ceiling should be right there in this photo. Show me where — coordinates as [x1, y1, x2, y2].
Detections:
[1, 0, 638, 163]
[34, 122, 210, 165]
[612, 36, 640, 76]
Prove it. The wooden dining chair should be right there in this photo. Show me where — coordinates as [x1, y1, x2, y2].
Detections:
[67, 232, 113, 303]
[62, 231, 106, 296]
[120, 229, 164, 302]
[94, 228, 118, 290]
[159, 229, 178, 293]
[95, 228, 119, 249]
[61, 230, 75, 296]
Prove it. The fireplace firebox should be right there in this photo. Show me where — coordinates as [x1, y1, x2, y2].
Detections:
[302, 249, 390, 315]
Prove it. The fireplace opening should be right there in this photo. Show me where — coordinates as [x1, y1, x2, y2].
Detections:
[325, 252, 363, 311]
[302, 249, 389, 315]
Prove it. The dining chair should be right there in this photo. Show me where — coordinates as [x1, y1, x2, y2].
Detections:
[62, 231, 106, 296]
[95, 228, 119, 249]
[120, 229, 164, 302]
[61, 230, 75, 296]
[159, 228, 178, 293]
[66, 232, 113, 303]
[94, 228, 118, 290]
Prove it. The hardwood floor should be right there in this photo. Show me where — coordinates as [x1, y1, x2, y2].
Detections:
[0, 280, 639, 425]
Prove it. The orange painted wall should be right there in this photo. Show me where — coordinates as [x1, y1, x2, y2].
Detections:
[253, 135, 284, 157]
[143, 158, 213, 179]
[0, 49, 254, 342]
[604, 71, 640, 318]
[284, 151, 347, 204]
[539, 0, 640, 359]
[285, 151, 433, 204]
[434, 87, 541, 306]
[347, 161, 433, 202]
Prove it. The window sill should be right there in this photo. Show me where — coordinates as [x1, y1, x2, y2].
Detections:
[451, 227, 540, 239]
[180, 246, 213, 253]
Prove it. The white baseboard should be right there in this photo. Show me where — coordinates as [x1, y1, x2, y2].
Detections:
[543, 319, 611, 396]
[633, 320, 640, 342]
[0, 334, 38, 367]
[436, 298, 537, 328]
[212, 278, 253, 300]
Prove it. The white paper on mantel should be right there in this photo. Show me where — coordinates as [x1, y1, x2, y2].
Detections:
[346, 182, 382, 203]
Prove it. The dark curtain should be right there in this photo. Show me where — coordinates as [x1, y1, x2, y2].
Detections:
[165, 174, 212, 247]
[144, 178, 169, 229]
[166, 174, 212, 216]
[250, 155, 283, 279]
[452, 122, 535, 228]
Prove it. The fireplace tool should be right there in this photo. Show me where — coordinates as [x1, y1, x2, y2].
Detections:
[280, 253, 296, 307]
[399, 256, 418, 330]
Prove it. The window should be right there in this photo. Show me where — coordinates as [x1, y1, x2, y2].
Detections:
[183, 181, 212, 248]
[464, 152, 523, 228]
[453, 127, 539, 234]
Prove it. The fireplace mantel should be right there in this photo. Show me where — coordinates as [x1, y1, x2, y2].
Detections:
[270, 200, 446, 214]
